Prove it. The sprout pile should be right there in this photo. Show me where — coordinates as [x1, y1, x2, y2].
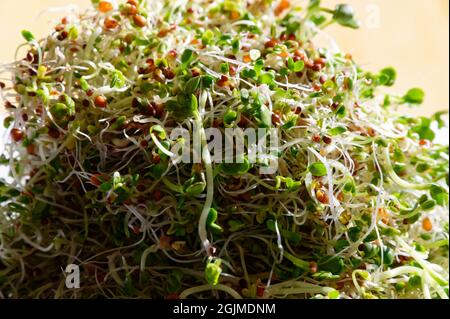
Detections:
[0, 0, 449, 299]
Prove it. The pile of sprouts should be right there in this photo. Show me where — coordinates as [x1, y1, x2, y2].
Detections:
[0, 0, 448, 299]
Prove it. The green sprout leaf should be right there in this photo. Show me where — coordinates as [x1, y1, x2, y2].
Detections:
[309, 162, 327, 177]
[403, 88, 425, 104]
[205, 259, 222, 285]
[377, 67, 397, 87]
[333, 4, 359, 29]
[21, 30, 35, 42]
[328, 126, 347, 136]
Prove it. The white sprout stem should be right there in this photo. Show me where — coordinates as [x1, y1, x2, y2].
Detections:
[195, 90, 215, 256]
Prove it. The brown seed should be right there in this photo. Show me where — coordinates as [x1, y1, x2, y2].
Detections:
[312, 134, 321, 143]
[238, 115, 250, 128]
[127, 0, 138, 6]
[82, 99, 90, 107]
[311, 64, 322, 72]
[271, 112, 282, 126]
[152, 154, 161, 164]
[153, 69, 166, 83]
[265, 38, 278, 48]
[309, 261, 318, 273]
[313, 83, 321, 91]
[217, 75, 230, 87]
[229, 64, 237, 76]
[4, 101, 15, 109]
[104, 17, 118, 29]
[132, 97, 140, 108]
[167, 50, 177, 59]
[191, 67, 201, 77]
[163, 68, 175, 80]
[124, 4, 138, 15]
[0, 82, 5, 89]
[57, 31, 68, 41]
[154, 103, 165, 118]
[133, 15, 147, 28]
[314, 57, 327, 67]
[26, 144, 35, 155]
[322, 135, 332, 144]
[319, 75, 327, 84]
[48, 127, 60, 139]
[153, 190, 163, 201]
[94, 95, 108, 108]
[10, 128, 24, 142]
[316, 189, 329, 204]
[26, 52, 35, 62]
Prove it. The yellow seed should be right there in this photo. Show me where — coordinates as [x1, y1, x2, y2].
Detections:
[422, 217, 433, 232]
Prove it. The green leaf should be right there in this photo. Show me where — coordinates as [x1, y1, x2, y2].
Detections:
[430, 184, 448, 206]
[110, 70, 125, 88]
[184, 173, 206, 196]
[220, 62, 230, 74]
[311, 14, 327, 26]
[420, 199, 436, 210]
[258, 72, 275, 86]
[201, 75, 214, 88]
[112, 172, 123, 190]
[181, 48, 194, 66]
[63, 94, 75, 115]
[259, 105, 272, 127]
[205, 259, 222, 285]
[228, 219, 245, 232]
[318, 256, 344, 274]
[231, 39, 240, 54]
[283, 251, 310, 271]
[241, 69, 257, 79]
[403, 88, 425, 104]
[287, 58, 304, 72]
[206, 208, 223, 233]
[220, 157, 251, 176]
[21, 30, 35, 42]
[312, 271, 340, 281]
[377, 67, 397, 87]
[184, 76, 201, 94]
[50, 103, 69, 119]
[223, 109, 237, 126]
[201, 30, 215, 46]
[328, 290, 340, 299]
[333, 4, 359, 29]
[190, 94, 198, 111]
[381, 246, 395, 265]
[328, 126, 347, 136]
[150, 125, 167, 139]
[308, 0, 321, 10]
[68, 26, 78, 40]
[309, 162, 327, 177]
[408, 275, 422, 289]
[80, 77, 90, 91]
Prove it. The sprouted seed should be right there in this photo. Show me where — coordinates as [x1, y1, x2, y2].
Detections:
[0, 0, 448, 299]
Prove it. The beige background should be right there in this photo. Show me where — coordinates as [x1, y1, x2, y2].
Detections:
[0, 0, 448, 116]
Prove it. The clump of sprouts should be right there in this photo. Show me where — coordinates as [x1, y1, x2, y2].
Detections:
[0, 0, 448, 299]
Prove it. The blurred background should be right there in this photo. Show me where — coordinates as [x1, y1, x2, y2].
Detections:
[0, 0, 449, 117]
